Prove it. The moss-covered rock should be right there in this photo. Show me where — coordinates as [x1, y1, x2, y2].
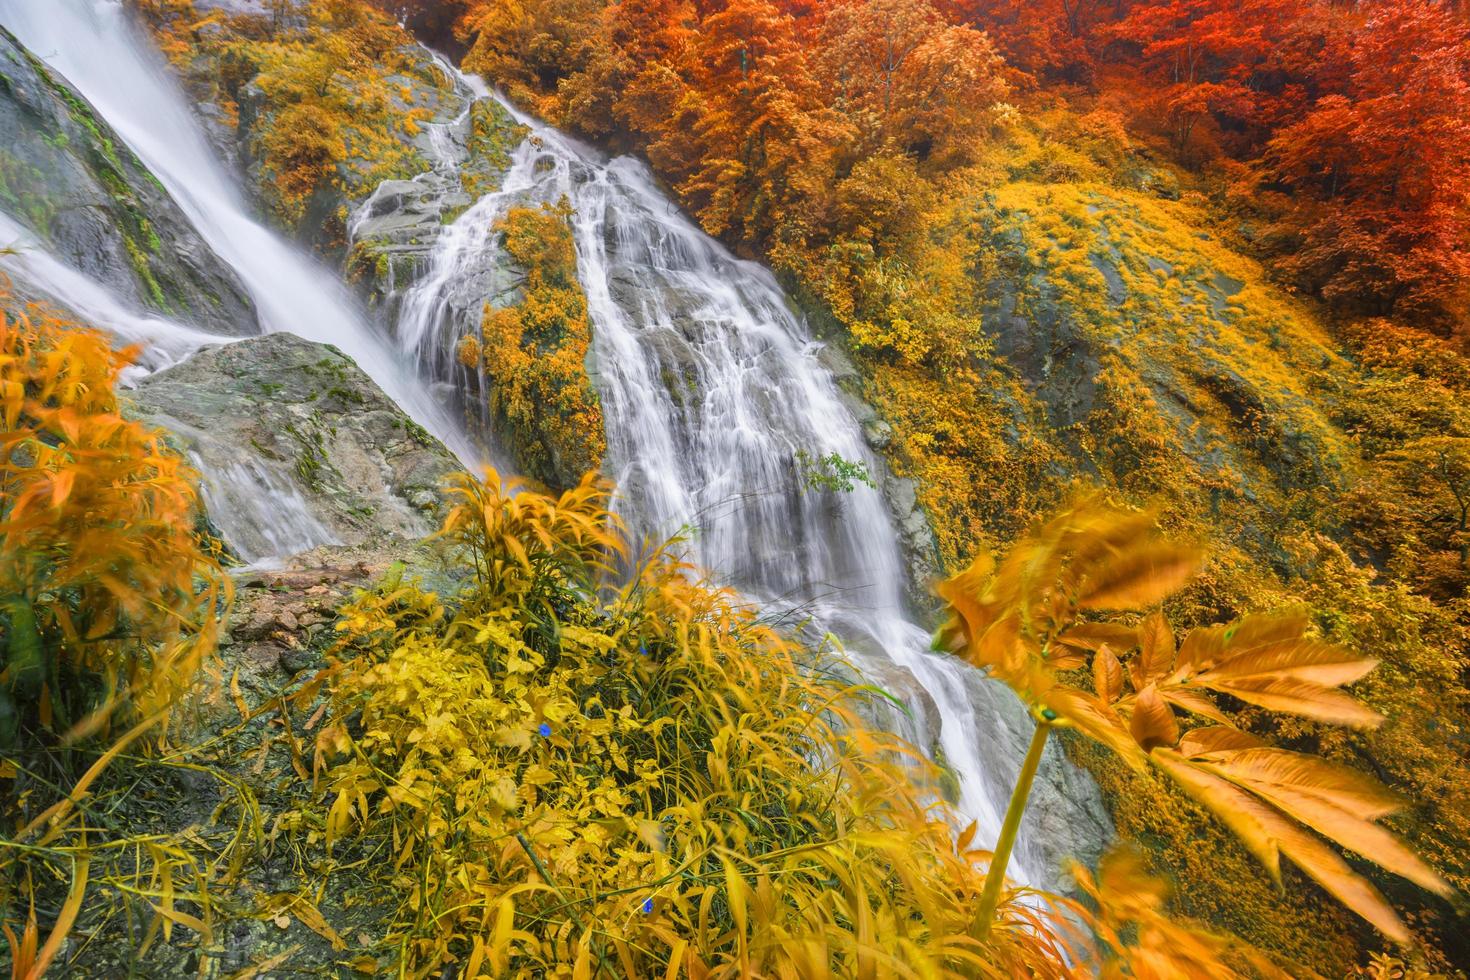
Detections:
[0, 27, 257, 335]
[972, 182, 1349, 503]
[124, 333, 462, 564]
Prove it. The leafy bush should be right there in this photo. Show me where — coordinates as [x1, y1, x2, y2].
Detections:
[934, 498, 1450, 950]
[0, 295, 225, 747]
[302, 468, 1075, 976]
[0, 290, 227, 977]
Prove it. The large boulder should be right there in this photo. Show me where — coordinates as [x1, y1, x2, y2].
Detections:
[0, 28, 257, 336]
[124, 332, 462, 565]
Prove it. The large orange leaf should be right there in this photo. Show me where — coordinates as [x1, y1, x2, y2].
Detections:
[1176, 725, 1263, 757]
[1057, 621, 1139, 654]
[1275, 824, 1411, 946]
[1158, 687, 1231, 725]
[1128, 684, 1178, 751]
[1151, 749, 1284, 881]
[1075, 544, 1204, 611]
[1199, 676, 1384, 728]
[1159, 746, 1435, 943]
[1135, 611, 1175, 686]
[1045, 686, 1146, 769]
[1194, 748, 1401, 822]
[1093, 645, 1123, 705]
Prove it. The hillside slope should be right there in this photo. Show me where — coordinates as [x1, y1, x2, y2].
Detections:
[61, 0, 1470, 970]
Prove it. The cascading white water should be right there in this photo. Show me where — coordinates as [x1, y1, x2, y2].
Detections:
[0, 0, 480, 466]
[189, 453, 338, 567]
[380, 67, 1110, 884]
[0, 212, 220, 377]
[357, 59, 526, 448]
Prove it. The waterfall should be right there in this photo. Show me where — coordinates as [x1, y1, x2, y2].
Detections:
[0, 0, 481, 466]
[378, 65, 1110, 885]
[189, 453, 339, 567]
[0, 0, 1107, 881]
[0, 212, 220, 378]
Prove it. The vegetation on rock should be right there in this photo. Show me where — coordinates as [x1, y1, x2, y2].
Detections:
[457, 201, 606, 488]
[135, 0, 447, 249]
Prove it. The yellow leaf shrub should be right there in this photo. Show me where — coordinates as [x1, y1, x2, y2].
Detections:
[134, 0, 451, 234]
[459, 202, 605, 488]
[303, 468, 1085, 977]
[0, 291, 225, 746]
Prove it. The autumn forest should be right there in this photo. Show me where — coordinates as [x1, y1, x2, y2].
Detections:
[2, 0, 1470, 976]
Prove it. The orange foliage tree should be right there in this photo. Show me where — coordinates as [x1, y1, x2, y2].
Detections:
[1106, 0, 1312, 155]
[812, 0, 1009, 164]
[1262, 0, 1470, 328]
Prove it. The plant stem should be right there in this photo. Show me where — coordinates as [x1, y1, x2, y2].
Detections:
[976, 717, 1051, 940]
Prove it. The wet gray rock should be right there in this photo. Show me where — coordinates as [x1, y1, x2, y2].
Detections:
[230, 45, 450, 258]
[344, 78, 529, 407]
[819, 341, 945, 610]
[841, 647, 1114, 894]
[0, 28, 258, 336]
[230, 39, 527, 291]
[961, 677, 1114, 886]
[124, 333, 462, 564]
[978, 225, 1104, 433]
[883, 473, 943, 608]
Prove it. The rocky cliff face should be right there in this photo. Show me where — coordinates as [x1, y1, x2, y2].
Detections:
[349, 94, 527, 309]
[124, 332, 462, 565]
[0, 28, 257, 336]
[972, 183, 1348, 504]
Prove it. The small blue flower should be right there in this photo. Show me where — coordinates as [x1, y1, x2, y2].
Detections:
[640, 898, 653, 914]
[538, 722, 552, 738]
[639, 643, 649, 657]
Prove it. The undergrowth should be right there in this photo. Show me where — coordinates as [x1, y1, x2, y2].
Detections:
[293, 468, 1067, 976]
[0, 289, 229, 976]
